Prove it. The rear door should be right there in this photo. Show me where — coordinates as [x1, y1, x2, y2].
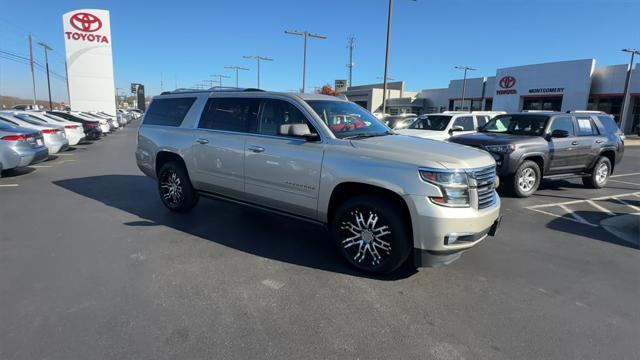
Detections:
[574, 115, 603, 170]
[547, 115, 581, 173]
[191, 97, 260, 199]
[243, 98, 324, 219]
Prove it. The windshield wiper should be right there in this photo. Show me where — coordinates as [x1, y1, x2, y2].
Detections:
[343, 132, 390, 139]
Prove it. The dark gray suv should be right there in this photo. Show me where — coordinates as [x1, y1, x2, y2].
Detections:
[449, 111, 625, 197]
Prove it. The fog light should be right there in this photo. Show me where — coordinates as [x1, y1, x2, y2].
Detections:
[445, 235, 459, 245]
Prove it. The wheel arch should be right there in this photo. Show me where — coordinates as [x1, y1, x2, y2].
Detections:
[520, 154, 546, 176]
[155, 150, 186, 176]
[598, 149, 616, 172]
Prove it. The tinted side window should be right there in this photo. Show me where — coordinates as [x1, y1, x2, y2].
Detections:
[549, 116, 575, 136]
[596, 115, 620, 134]
[476, 116, 489, 127]
[452, 116, 474, 131]
[199, 98, 260, 132]
[144, 97, 196, 126]
[258, 99, 312, 136]
[576, 117, 597, 136]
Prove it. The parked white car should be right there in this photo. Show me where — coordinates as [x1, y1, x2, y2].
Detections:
[395, 111, 505, 141]
[0, 112, 69, 154]
[13, 111, 85, 146]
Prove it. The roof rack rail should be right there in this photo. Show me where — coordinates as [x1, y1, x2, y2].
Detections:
[160, 87, 265, 95]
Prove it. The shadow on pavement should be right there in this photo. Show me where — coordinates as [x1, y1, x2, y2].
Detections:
[1, 167, 36, 178]
[546, 210, 640, 250]
[53, 175, 417, 280]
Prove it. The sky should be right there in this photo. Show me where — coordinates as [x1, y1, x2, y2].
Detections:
[1, 0, 639, 103]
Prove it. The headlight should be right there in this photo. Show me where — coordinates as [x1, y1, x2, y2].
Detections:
[419, 168, 470, 207]
[485, 144, 516, 153]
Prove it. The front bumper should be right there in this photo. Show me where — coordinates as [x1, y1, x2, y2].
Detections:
[403, 193, 501, 267]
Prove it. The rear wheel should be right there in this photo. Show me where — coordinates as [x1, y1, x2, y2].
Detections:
[158, 161, 198, 212]
[582, 156, 611, 189]
[511, 160, 541, 198]
[330, 195, 411, 274]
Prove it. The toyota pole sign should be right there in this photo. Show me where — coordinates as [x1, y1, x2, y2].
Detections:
[62, 9, 116, 114]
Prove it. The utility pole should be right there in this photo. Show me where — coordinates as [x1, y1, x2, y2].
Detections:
[225, 66, 250, 88]
[210, 74, 230, 88]
[455, 65, 476, 111]
[242, 55, 273, 89]
[203, 79, 218, 89]
[347, 36, 356, 87]
[64, 60, 70, 108]
[620, 48, 639, 133]
[160, 72, 164, 92]
[285, 30, 327, 93]
[37, 42, 53, 110]
[28, 34, 37, 106]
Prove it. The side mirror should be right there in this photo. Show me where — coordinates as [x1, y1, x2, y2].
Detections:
[549, 129, 569, 139]
[278, 123, 319, 141]
[449, 125, 464, 134]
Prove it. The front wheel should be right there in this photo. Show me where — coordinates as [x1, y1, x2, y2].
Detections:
[511, 160, 541, 198]
[582, 156, 611, 189]
[330, 195, 412, 274]
[158, 161, 199, 212]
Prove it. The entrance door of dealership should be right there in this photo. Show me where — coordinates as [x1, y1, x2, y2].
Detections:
[522, 96, 563, 111]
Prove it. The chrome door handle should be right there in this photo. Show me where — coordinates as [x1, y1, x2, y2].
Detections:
[247, 146, 265, 153]
[196, 138, 209, 144]
[571, 141, 579, 145]
[595, 140, 603, 144]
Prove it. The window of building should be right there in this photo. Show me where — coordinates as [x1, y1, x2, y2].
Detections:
[198, 98, 260, 133]
[258, 99, 311, 136]
[548, 116, 575, 136]
[451, 116, 474, 131]
[143, 97, 196, 126]
[522, 97, 562, 112]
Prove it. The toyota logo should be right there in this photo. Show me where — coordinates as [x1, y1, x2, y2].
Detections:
[70, 12, 102, 32]
[499, 76, 516, 89]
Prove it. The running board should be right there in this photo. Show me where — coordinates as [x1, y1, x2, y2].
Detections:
[543, 173, 590, 180]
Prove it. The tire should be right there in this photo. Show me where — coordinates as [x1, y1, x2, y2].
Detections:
[582, 156, 611, 189]
[157, 161, 199, 212]
[511, 160, 541, 198]
[330, 195, 412, 274]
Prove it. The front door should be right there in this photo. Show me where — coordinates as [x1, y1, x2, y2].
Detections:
[449, 115, 476, 137]
[244, 99, 324, 219]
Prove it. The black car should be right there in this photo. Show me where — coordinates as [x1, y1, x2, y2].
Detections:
[47, 111, 103, 140]
[449, 112, 624, 197]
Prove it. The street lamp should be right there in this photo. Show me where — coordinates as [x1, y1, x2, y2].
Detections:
[37, 42, 53, 110]
[243, 55, 273, 89]
[285, 30, 327, 93]
[381, 0, 416, 115]
[225, 66, 250, 88]
[455, 65, 476, 111]
[620, 48, 639, 133]
[210, 74, 230, 88]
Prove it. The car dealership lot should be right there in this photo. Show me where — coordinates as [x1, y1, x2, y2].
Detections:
[1, 125, 639, 360]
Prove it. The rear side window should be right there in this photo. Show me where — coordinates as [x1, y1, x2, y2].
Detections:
[576, 117, 598, 136]
[596, 115, 620, 134]
[199, 98, 260, 132]
[144, 97, 196, 126]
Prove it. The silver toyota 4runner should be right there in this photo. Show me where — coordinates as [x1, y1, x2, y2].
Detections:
[135, 88, 501, 274]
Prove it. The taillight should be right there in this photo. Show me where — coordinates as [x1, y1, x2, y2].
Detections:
[86, 122, 98, 128]
[41, 129, 59, 134]
[64, 125, 79, 129]
[1, 134, 29, 141]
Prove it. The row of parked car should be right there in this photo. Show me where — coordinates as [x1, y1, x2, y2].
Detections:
[0, 108, 143, 177]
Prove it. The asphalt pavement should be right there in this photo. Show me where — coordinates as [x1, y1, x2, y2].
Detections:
[1, 123, 639, 360]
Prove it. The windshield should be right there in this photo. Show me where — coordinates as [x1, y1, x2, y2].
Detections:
[482, 114, 549, 136]
[306, 100, 390, 139]
[408, 115, 452, 131]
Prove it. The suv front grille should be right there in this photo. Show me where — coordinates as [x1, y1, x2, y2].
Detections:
[471, 166, 497, 209]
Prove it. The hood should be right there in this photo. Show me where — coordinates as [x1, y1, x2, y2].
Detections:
[449, 132, 543, 147]
[395, 129, 450, 140]
[349, 134, 495, 169]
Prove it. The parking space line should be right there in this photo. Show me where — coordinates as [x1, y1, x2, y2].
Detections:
[0, 184, 19, 187]
[609, 179, 640, 186]
[586, 200, 615, 216]
[528, 207, 598, 227]
[610, 172, 640, 178]
[31, 165, 53, 168]
[612, 197, 640, 212]
[558, 204, 596, 226]
[55, 153, 75, 156]
[526, 191, 640, 209]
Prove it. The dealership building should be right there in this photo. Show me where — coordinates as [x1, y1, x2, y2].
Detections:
[340, 59, 640, 134]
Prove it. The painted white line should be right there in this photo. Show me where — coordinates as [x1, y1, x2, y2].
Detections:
[0, 184, 19, 187]
[609, 179, 640, 186]
[525, 191, 640, 209]
[558, 204, 596, 226]
[586, 200, 615, 216]
[610, 172, 640, 178]
[54, 153, 75, 156]
[30, 165, 53, 168]
[612, 197, 640, 212]
[528, 208, 598, 227]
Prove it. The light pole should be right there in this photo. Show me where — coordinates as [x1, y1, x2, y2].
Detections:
[620, 48, 639, 133]
[455, 65, 476, 111]
[37, 42, 53, 110]
[381, 0, 416, 115]
[225, 66, 250, 88]
[243, 55, 273, 89]
[347, 36, 356, 87]
[285, 30, 327, 93]
[210, 74, 230, 88]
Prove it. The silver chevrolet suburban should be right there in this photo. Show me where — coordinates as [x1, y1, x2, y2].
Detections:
[135, 88, 501, 274]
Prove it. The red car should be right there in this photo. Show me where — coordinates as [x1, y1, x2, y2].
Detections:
[329, 114, 366, 133]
